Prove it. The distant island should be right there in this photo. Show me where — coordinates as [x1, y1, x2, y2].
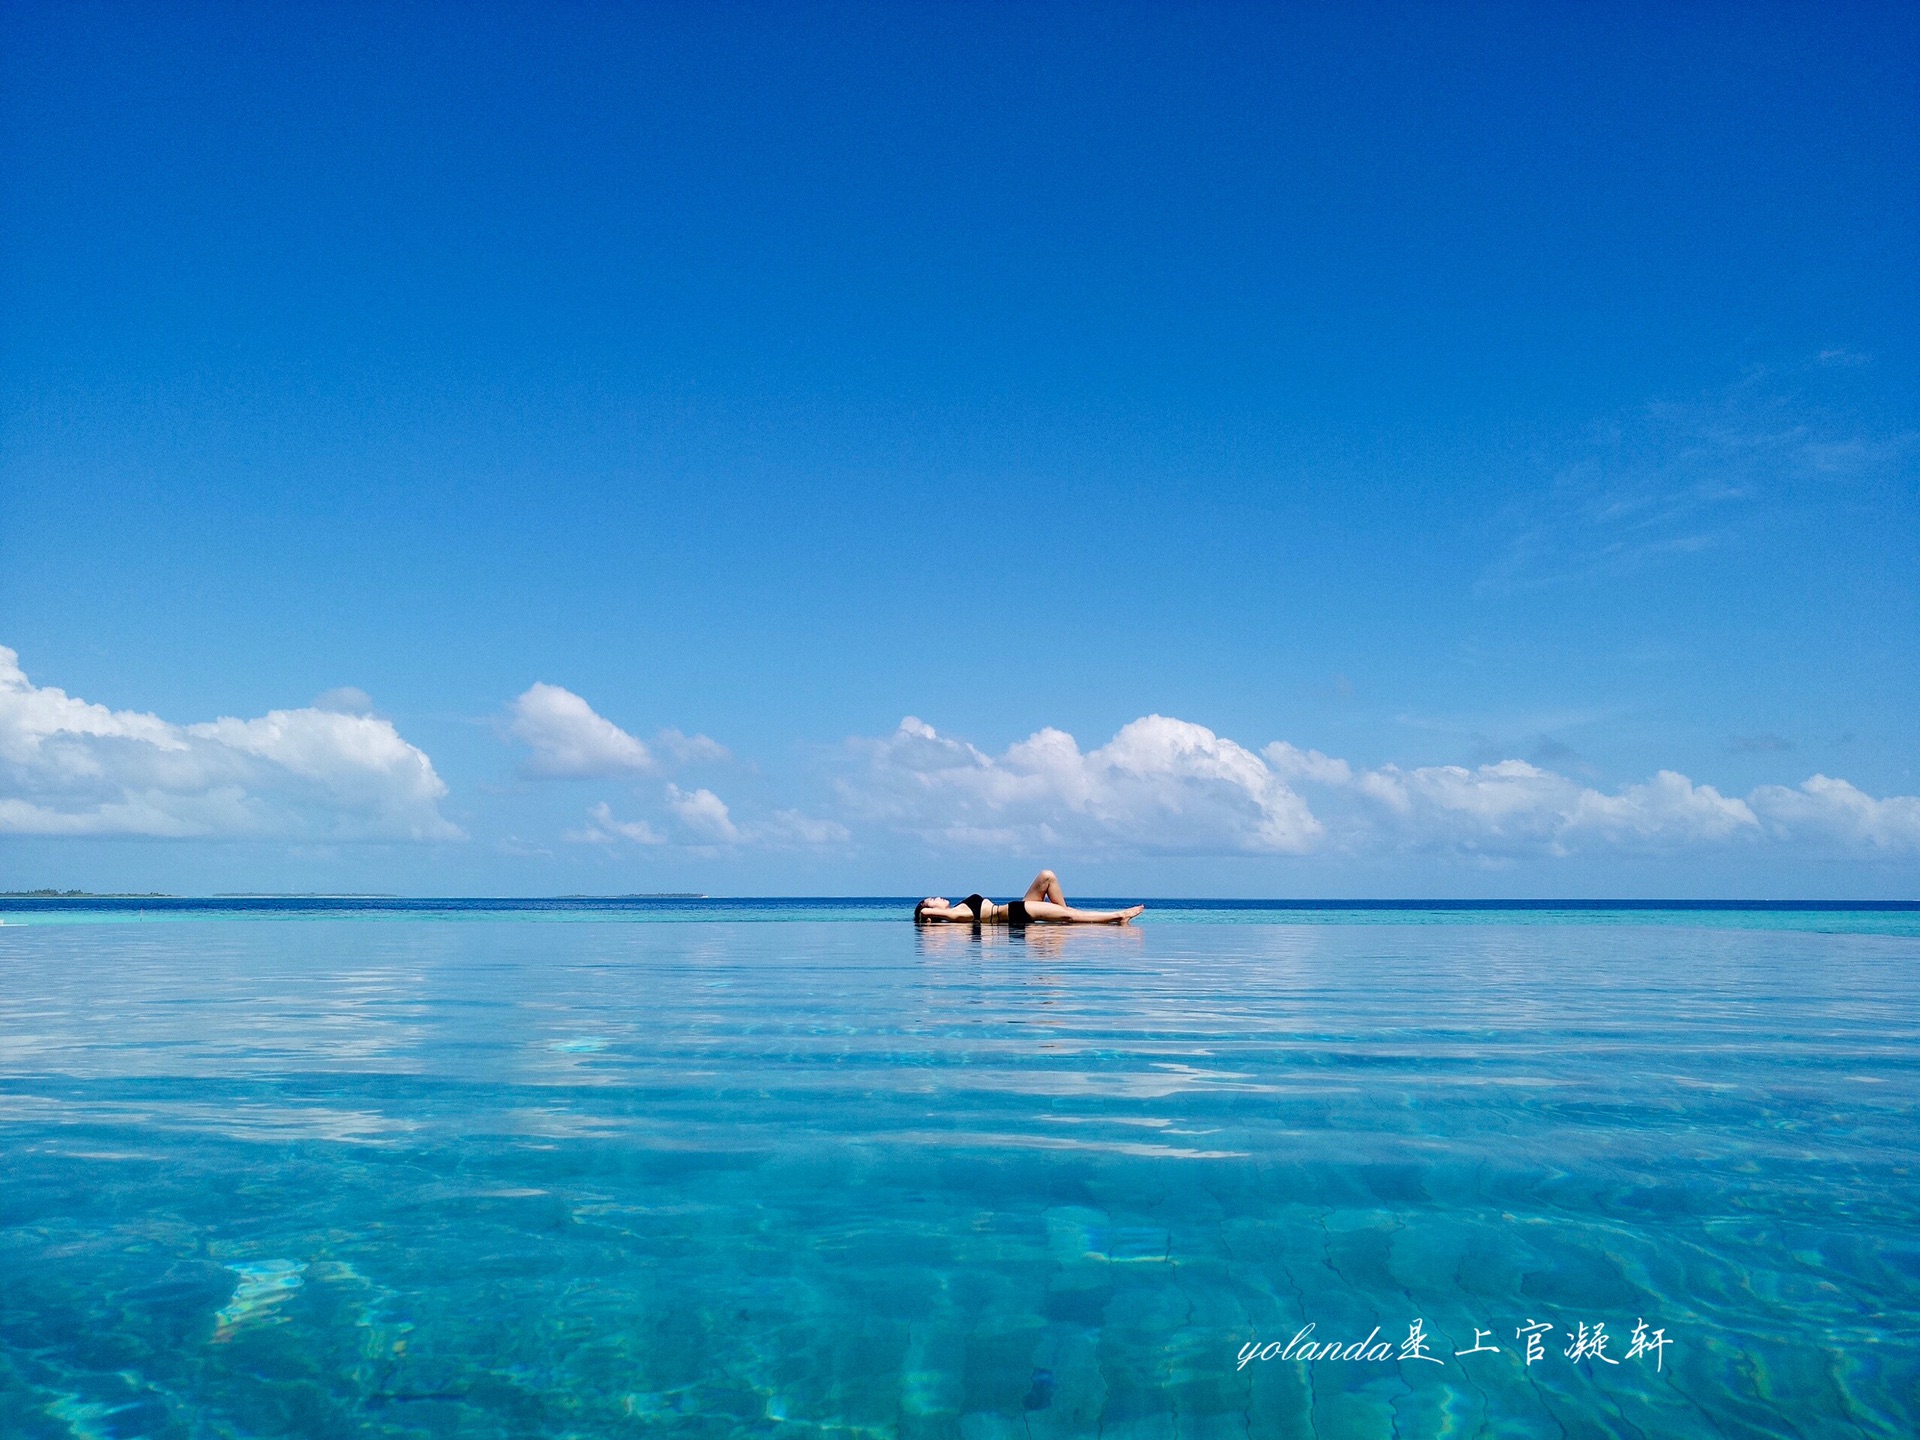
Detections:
[0, 890, 175, 898]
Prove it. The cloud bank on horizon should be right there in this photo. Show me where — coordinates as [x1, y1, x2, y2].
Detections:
[0, 646, 458, 841]
[847, 717, 1920, 861]
[2, 648, 1915, 864]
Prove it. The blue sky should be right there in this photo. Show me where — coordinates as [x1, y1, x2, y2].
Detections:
[2, 1, 1916, 897]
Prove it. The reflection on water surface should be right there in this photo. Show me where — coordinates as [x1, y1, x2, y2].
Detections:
[1, 915, 1915, 1437]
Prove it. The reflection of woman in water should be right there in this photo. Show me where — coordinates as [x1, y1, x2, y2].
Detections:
[914, 870, 1144, 926]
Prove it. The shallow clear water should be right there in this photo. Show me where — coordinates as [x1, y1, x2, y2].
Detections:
[6, 896, 1920, 937]
[2, 911, 1915, 1438]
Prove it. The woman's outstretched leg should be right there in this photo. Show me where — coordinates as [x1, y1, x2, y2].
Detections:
[1020, 901, 1144, 924]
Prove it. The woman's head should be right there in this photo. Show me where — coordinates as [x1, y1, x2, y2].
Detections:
[914, 897, 949, 923]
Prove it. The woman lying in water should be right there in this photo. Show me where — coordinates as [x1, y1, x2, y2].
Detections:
[914, 870, 1144, 926]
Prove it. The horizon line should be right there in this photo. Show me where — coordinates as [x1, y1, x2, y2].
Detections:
[2, 894, 1915, 910]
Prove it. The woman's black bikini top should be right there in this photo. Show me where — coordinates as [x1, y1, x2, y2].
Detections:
[962, 894, 985, 920]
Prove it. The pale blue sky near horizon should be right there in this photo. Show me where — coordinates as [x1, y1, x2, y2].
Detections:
[2, 1, 1916, 897]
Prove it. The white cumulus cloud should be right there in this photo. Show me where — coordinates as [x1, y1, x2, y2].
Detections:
[566, 801, 665, 846]
[843, 715, 1321, 854]
[657, 728, 731, 765]
[1749, 775, 1920, 850]
[1346, 760, 1757, 854]
[0, 646, 459, 840]
[508, 683, 653, 778]
[666, 784, 739, 843]
[837, 713, 1919, 862]
[1262, 741, 1353, 786]
[569, 789, 847, 850]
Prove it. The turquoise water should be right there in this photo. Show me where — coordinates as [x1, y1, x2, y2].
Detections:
[2, 907, 1915, 1437]
[6, 896, 1920, 936]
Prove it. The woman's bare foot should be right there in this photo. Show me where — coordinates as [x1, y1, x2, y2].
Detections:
[1115, 905, 1145, 924]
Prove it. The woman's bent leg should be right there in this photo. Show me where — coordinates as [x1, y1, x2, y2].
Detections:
[1025, 870, 1067, 905]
